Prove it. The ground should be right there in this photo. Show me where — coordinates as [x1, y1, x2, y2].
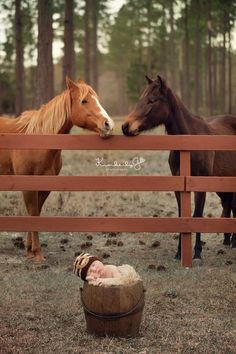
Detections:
[0, 122, 236, 354]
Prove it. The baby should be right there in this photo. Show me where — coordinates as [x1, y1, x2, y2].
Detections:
[73, 252, 141, 286]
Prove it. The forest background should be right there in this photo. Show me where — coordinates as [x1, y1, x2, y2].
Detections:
[0, 0, 235, 117]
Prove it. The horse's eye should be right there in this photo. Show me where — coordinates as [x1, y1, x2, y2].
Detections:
[81, 99, 88, 104]
[148, 97, 157, 104]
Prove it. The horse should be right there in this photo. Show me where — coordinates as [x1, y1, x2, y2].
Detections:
[0, 76, 114, 262]
[122, 74, 236, 260]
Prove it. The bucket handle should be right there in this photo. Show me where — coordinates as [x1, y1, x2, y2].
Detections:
[80, 288, 144, 320]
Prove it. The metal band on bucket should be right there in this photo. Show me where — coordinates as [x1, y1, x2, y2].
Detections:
[80, 288, 145, 320]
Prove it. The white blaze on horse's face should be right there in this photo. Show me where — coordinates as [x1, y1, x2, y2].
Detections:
[92, 95, 114, 137]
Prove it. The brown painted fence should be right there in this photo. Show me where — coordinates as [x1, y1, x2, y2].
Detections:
[1, 134, 236, 268]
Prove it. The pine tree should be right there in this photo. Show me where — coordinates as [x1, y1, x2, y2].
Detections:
[36, 0, 54, 107]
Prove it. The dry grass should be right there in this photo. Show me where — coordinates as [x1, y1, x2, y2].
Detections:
[0, 120, 236, 354]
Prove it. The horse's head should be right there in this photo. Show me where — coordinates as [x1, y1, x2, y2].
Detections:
[122, 75, 170, 136]
[67, 77, 114, 137]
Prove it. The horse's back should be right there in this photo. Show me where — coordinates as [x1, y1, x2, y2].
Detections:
[0, 116, 21, 133]
[208, 115, 236, 135]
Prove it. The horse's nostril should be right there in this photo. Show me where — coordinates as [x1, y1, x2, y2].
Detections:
[104, 120, 110, 129]
[122, 123, 129, 135]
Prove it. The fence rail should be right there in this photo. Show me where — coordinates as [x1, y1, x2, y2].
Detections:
[0, 175, 185, 191]
[1, 134, 236, 268]
[0, 216, 235, 233]
[1, 175, 235, 192]
[1, 134, 236, 150]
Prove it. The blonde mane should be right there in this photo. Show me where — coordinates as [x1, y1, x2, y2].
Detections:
[17, 82, 97, 134]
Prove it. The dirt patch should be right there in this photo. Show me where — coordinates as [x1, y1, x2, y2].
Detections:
[1, 124, 236, 353]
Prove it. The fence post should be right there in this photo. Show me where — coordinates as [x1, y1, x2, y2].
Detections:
[180, 151, 192, 267]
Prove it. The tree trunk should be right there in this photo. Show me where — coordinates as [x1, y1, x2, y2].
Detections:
[194, 0, 200, 114]
[36, 0, 54, 107]
[183, 0, 190, 108]
[220, 9, 227, 113]
[169, 0, 177, 91]
[206, 0, 213, 115]
[228, 25, 232, 114]
[15, 0, 24, 116]
[198, 42, 203, 109]
[138, 8, 144, 94]
[91, 0, 98, 91]
[146, 0, 152, 76]
[84, 0, 91, 84]
[161, 5, 167, 80]
[62, 0, 75, 88]
[212, 47, 217, 112]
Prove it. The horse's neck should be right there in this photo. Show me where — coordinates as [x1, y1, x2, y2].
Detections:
[0, 116, 23, 133]
[58, 120, 73, 134]
[166, 91, 210, 135]
[17, 91, 73, 134]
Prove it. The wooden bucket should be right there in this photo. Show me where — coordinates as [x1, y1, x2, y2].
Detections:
[80, 280, 145, 337]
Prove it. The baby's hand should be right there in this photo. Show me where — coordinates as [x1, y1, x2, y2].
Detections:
[86, 276, 106, 286]
[86, 275, 103, 286]
[86, 275, 96, 282]
[88, 279, 103, 286]
[94, 278, 122, 286]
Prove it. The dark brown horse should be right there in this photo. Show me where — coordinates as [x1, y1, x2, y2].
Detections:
[122, 75, 236, 259]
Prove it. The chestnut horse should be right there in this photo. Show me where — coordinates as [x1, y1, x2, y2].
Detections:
[0, 77, 114, 261]
[122, 75, 236, 260]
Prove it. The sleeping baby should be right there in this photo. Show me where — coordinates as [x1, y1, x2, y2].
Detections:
[73, 252, 141, 286]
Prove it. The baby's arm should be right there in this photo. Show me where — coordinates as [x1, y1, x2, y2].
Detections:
[85, 264, 131, 286]
[87, 277, 122, 286]
[86, 275, 97, 282]
[85, 274, 109, 285]
[98, 277, 123, 286]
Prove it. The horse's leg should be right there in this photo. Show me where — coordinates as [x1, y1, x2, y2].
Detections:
[38, 191, 50, 212]
[231, 193, 236, 248]
[24, 192, 51, 259]
[26, 232, 33, 258]
[219, 193, 233, 246]
[174, 191, 181, 260]
[33, 191, 51, 259]
[193, 192, 206, 259]
[168, 152, 182, 259]
[22, 191, 37, 259]
[23, 191, 44, 262]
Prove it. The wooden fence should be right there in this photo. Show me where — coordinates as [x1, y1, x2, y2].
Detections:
[0, 134, 236, 268]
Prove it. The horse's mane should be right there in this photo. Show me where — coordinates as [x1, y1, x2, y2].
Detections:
[166, 86, 211, 134]
[165, 87, 198, 120]
[17, 83, 97, 134]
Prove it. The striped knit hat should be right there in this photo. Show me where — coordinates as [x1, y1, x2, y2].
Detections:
[73, 252, 100, 281]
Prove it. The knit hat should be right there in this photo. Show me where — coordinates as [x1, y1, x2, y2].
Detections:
[73, 252, 100, 281]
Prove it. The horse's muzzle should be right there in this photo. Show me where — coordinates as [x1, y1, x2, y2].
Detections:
[99, 126, 113, 138]
[122, 123, 138, 136]
[100, 119, 114, 138]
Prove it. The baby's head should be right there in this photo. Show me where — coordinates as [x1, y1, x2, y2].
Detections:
[73, 252, 104, 281]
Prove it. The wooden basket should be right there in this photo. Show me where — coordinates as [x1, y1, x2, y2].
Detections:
[80, 280, 145, 337]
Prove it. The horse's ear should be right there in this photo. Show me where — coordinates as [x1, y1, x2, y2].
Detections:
[145, 75, 153, 85]
[77, 77, 85, 84]
[66, 76, 78, 91]
[157, 75, 167, 94]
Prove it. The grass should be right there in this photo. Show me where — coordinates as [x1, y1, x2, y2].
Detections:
[1, 259, 236, 353]
[0, 119, 236, 353]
